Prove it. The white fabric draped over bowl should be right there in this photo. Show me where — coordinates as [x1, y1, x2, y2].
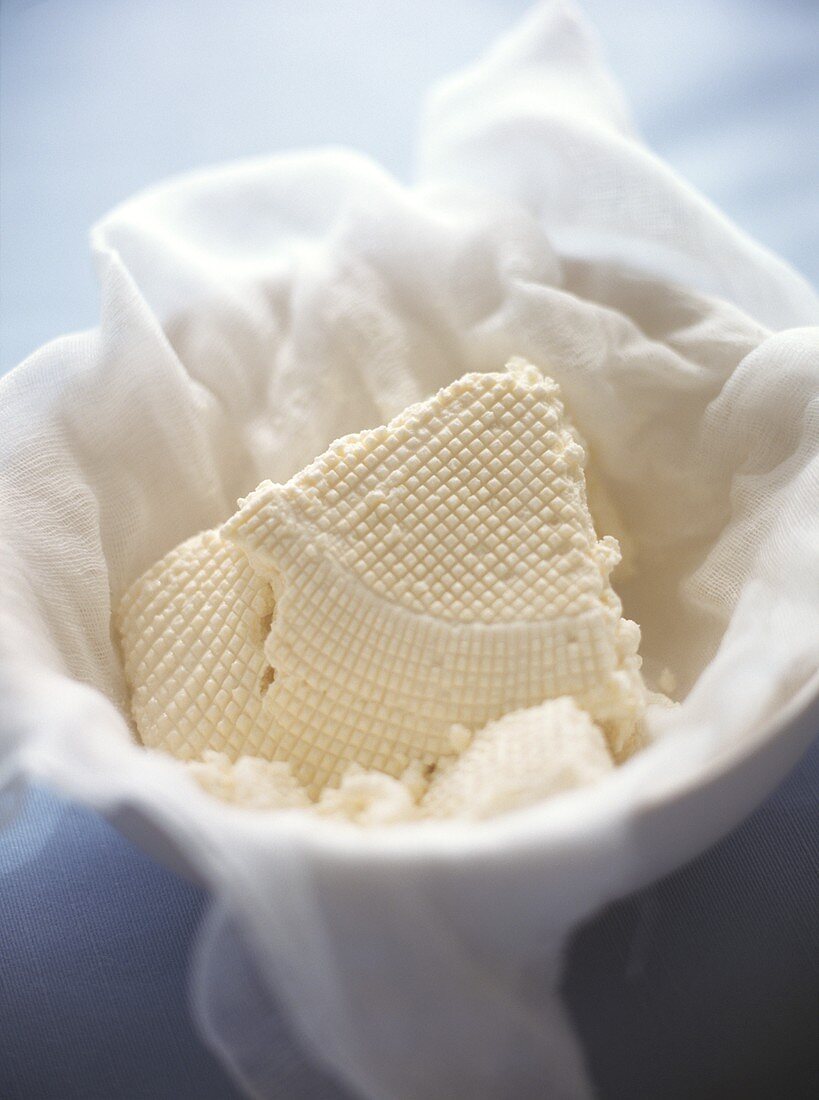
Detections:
[1, 3, 817, 1097]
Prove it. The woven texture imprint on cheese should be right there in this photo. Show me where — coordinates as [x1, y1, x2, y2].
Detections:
[423, 698, 614, 820]
[222, 362, 629, 794]
[117, 529, 277, 761]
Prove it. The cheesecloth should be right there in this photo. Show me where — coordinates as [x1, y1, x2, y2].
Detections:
[1, 2, 818, 1097]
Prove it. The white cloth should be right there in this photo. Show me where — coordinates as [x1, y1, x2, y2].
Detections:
[1, 2, 818, 1097]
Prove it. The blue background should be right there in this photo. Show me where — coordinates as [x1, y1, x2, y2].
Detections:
[3, 0, 818, 373]
[1, 2, 817, 1097]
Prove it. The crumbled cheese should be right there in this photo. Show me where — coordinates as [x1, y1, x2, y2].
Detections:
[118, 359, 655, 821]
[422, 698, 614, 820]
[583, 463, 637, 580]
[183, 702, 612, 823]
[186, 750, 309, 811]
[313, 762, 427, 826]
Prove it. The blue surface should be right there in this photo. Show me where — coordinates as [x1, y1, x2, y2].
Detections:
[565, 735, 819, 1100]
[1, 1, 817, 1097]
[0, 787, 241, 1100]
[1, 741, 816, 1098]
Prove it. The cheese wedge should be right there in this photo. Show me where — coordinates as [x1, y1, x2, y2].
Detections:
[119, 361, 648, 804]
[117, 529, 277, 760]
[219, 360, 645, 794]
[422, 699, 614, 820]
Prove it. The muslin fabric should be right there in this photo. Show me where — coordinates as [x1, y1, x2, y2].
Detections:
[1, 2, 818, 1097]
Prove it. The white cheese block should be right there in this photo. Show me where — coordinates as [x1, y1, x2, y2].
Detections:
[219, 360, 646, 795]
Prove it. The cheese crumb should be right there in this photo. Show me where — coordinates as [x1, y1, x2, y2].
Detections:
[313, 763, 426, 826]
[185, 750, 309, 811]
[448, 724, 473, 753]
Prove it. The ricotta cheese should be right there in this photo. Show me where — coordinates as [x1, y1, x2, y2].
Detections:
[118, 360, 653, 820]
